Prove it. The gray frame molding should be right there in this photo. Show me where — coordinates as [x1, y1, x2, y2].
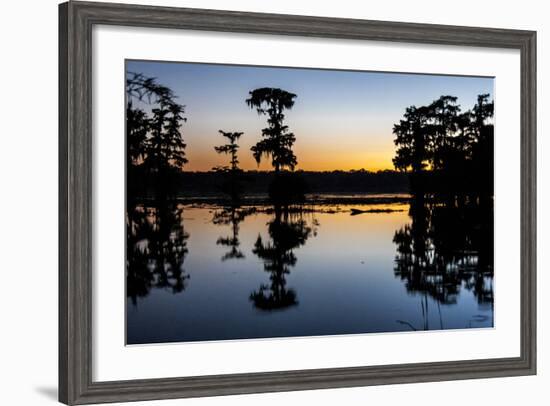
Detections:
[59, 1, 536, 404]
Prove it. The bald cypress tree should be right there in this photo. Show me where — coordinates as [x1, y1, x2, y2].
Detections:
[213, 130, 243, 172]
[126, 72, 187, 173]
[213, 130, 244, 202]
[392, 105, 431, 173]
[246, 87, 297, 172]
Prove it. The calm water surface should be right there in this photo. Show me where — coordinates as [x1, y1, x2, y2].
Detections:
[126, 197, 493, 344]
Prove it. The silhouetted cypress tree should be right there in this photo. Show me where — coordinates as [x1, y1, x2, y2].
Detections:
[246, 87, 298, 172]
[213, 130, 243, 172]
[126, 72, 187, 172]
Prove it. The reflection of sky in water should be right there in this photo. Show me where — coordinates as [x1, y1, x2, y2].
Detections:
[127, 204, 493, 344]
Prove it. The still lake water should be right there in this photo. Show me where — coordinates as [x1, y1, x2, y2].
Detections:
[126, 197, 494, 344]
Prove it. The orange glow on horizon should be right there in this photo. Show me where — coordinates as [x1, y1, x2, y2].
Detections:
[183, 132, 396, 172]
[183, 151, 395, 172]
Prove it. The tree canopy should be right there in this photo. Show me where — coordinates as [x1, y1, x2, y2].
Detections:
[246, 87, 298, 172]
[393, 94, 494, 175]
[126, 72, 188, 172]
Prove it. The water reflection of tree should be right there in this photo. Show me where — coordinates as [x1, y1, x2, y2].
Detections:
[250, 206, 317, 310]
[126, 202, 190, 305]
[212, 206, 255, 261]
[393, 194, 494, 311]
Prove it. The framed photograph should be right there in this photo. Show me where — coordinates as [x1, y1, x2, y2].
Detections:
[59, 1, 536, 404]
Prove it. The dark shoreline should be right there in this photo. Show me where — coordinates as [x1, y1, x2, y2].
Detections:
[131, 193, 412, 207]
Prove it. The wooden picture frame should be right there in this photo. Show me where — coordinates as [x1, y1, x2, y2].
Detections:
[59, 1, 536, 404]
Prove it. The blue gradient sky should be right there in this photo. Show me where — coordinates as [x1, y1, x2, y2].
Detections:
[127, 60, 493, 171]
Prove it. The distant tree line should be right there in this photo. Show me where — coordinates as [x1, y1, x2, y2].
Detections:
[128, 169, 410, 199]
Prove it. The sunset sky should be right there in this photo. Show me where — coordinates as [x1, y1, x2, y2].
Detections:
[127, 60, 494, 172]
